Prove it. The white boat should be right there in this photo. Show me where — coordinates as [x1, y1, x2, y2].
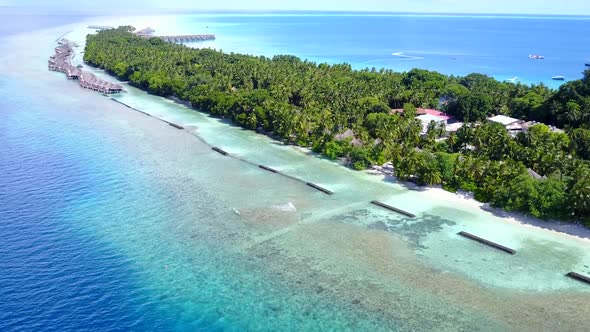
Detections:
[552, 76, 565, 81]
[529, 54, 545, 60]
[391, 52, 425, 60]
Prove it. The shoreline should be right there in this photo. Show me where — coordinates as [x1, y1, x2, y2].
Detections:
[100, 80, 590, 251]
[366, 168, 590, 243]
[63, 22, 590, 243]
[114, 79, 590, 243]
[285, 144, 590, 244]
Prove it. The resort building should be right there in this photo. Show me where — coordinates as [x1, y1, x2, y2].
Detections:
[392, 108, 461, 135]
[135, 27, 156, 37]
[334, 129, 363, 147]
[488, 115, 524, 130]
[48, 39, 124, 94]
[79, 72, 124, 94]
[487, 115, 564, 135]
[445, 122, 464, 133]
[416, 109, 457, 134]
[417, 108, 453, 120]
[417, 114, 446, 134]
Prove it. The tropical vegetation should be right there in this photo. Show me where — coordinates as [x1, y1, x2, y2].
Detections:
[84, 27, 590, 225]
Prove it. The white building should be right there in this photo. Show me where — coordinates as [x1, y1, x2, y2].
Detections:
[488, 115, 523, 130]
[488, 115, 525, 136]
[417, 114, 446, 134]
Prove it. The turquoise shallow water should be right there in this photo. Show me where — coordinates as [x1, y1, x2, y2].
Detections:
[1, 14, 590, 332]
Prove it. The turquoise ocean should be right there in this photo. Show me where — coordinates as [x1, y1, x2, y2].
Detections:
[166, 12, 590, 88]
[1, 11, 590, 331]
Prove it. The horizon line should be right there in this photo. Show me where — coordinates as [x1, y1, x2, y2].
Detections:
[2, 6, 590, 17]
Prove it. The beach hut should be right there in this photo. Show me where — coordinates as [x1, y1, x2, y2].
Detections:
[335, 129, 363, 147]
[48, 40, 124, 94]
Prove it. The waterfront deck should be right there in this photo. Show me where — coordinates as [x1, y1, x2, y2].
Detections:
[159, 34, 216, 43]
[133, 27, 215, 43]
[48, 39, 124, 94]
[79, 71, 124, 94]
[87, 25, 114, 30]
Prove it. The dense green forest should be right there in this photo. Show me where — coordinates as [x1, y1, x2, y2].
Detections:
[84, 27, 590, 225]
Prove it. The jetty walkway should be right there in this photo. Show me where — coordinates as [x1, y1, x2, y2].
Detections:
[48, 39, 124, 94]
[87, 25, 114, 30]
[133, 27, 215, 43]
[159, 34, 216, 43]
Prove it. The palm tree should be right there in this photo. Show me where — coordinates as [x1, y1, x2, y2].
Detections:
[420, 161, 443, 186]
[447, 133, 458, 152]
[568, 164, 590, 218]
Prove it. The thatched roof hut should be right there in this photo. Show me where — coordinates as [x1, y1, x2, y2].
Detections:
[334, 129, 363, 147]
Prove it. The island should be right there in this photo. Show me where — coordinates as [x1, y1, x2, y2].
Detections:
[82, 26, 590, 226]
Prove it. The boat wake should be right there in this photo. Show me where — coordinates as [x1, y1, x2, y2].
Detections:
[391, 52, 425, 61]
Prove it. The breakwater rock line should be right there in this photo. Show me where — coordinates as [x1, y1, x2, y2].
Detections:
[370, 200, 416, 218]
[106, 96, 590, 288]
[458, 231, 516, 255]
[566, 272, 590, 286]
[108, 97, 334, 196]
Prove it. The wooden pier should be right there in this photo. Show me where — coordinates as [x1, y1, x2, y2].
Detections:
[133, 27, 215, 43]
[87, 25, 114, 30]
[159, 35, 216, 43]
[48, 39, 124, 94]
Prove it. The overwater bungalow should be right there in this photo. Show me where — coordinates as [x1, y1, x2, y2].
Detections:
[87, 25, 114, 30]
[66, 67, 81, 80]
[48, 40, 123, 94]
[160, 34, 216, 43]
[79, 72, 124, 94]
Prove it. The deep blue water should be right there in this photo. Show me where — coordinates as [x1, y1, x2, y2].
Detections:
[0, 79, 172, 331]
[192, 13, 590, 87]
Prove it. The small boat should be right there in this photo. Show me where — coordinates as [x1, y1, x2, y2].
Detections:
[529, 54, 545, 60]
[552, 76, 565, 81]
